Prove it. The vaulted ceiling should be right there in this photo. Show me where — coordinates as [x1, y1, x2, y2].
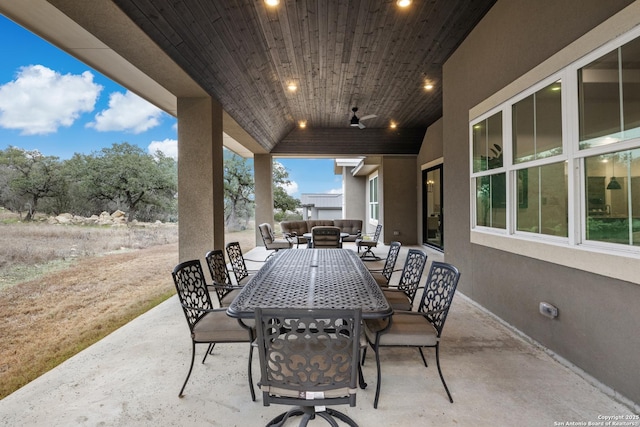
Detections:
[110, 0, 496, 154]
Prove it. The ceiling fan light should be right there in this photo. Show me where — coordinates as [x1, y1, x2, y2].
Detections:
[397, 0, 411, 7]
[350, 112, 360, 126]
[265, 0, 280, 6]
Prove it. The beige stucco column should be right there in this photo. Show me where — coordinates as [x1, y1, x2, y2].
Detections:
[254, 153, 273, 246]
[342, 167, 366, 222]
[177, 97, 225, 263]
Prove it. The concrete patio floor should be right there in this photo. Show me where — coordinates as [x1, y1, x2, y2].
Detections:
[0, 244, 637, 426]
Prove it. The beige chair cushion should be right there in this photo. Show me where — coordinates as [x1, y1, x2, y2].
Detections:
[312, 226, 342, 248]
[268, 239, 293, 249]
[371, 271, 389, 287]
[220, 288, 242, 306]
[364, 314, 438, 347]
[382, 289, 412, 311]
[192, 311, 250, 342]
[258, 223, 275, 244]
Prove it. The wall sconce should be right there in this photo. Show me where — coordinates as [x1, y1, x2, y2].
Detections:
[426, 179, 435, 192]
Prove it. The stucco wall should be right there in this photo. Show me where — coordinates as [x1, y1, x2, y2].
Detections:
[381, 156, 418, 245]
[442, 0, 639, 404]
[343, 167, 366, 222]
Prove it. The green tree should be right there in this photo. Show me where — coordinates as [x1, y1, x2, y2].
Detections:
[273, 161, 300, 215]
[224, 151, 254, 230]
[75, 142, 177, 221]
[0, 146, 66, 220]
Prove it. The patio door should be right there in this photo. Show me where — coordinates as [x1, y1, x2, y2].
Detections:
[422, 165, 443, 250]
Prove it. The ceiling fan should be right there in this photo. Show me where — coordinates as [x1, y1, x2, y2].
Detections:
[350, 107, 377, 129]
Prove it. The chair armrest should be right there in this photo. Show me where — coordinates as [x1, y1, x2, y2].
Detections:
[208, 281, 243, 290]
[368, 267, 401, 273]
[382, 288, 407, 295]
[179, 303, 230, 314]
[394, 307, 448, 317]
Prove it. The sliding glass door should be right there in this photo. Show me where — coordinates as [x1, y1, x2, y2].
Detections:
[422, 165, 443, 249]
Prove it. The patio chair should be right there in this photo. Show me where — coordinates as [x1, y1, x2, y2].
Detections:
[171, 259, 255, 400]
[255, 307, 362, 427]
[367, 241, 402, 287]
[382, 249, 427, 311]
[225, 241, 259, 286]
[311, 225, 342, 248]
[362, 261, 461, 408]
[204, 249, 243, 307]
[355, 224, 382, 260]
[258, 223, 294, 258]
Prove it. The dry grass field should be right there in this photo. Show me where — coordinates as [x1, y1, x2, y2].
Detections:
[0, 210, 256, 399]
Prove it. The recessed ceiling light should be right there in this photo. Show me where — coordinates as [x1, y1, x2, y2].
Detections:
[390, 122, 397, 129]
[265, 0, 280, 7]
[299, 120, 307, 128]
[424, 83, 434, 90]
[397, 0, 411, 7]
[287, 82, 297, 92]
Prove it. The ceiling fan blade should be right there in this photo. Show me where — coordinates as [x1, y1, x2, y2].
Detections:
[360, 114, 377, 121]
[358, 122, 366, 129]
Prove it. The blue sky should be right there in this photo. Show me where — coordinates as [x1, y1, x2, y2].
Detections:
[0, 15, 341, 197]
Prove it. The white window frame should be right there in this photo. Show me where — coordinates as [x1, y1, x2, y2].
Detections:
[368, 173, 379, 224]
[468, 16, 640, 286]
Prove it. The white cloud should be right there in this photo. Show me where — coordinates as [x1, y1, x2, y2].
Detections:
[328, 188, 342, 194]
[87, 90, 163, 133]
[0, 65, 102, 135]
[282, 180, 299, 196]
[148, 138, 178, 160]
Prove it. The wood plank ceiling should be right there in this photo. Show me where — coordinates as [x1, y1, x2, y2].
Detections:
[112, 0, 495, 155]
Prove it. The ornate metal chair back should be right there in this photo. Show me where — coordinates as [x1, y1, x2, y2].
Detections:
[171, 259, 214, 331]
[225, 241, 249, 284]
[417, 261, 461, 335]
[396, 249, 428, 304]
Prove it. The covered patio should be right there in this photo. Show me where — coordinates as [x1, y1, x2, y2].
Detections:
[0, 244, 631, 426]
[1, 0, 639, 415]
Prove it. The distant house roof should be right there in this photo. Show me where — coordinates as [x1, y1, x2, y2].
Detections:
[300, 193, 343, 209]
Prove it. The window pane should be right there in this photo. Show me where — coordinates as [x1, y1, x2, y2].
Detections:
[632, 151, 640, 246]
[517, 164, 568, 236]
[369, 177, 378, 220]
[487, 114, 503, 170]
[476, 173, 506, 229]
[472, 112, 503, 172]
[540, 163, 568, 236]
[579, 49, 621, 148]
[513, 82, 563, 163]
[585, 150, 640, 245]
[622, 37, 640, 136]
[517, 168, 539, 232]
[513, 95, 535, 161]
[535, 82, 563, 158]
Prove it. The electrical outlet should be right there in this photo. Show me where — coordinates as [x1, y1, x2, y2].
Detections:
[393, 230, 400, 236]
[539, 302, 558, 319]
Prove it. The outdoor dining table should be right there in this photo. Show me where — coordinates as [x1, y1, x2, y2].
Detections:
[226, 248, 392, 320]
